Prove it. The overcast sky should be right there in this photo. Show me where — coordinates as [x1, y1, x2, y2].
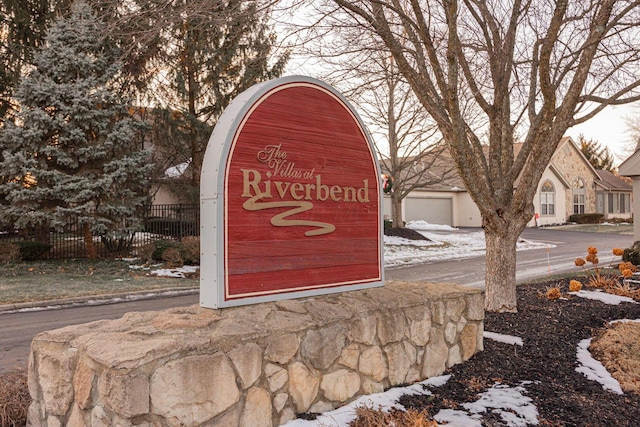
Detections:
[566, 104, 639, 165]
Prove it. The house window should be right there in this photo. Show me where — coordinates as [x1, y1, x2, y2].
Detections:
[572, 178, 585, 214]
[596, 193, 604, 213]
[624, 193, 631, 213]
[540, 180, 555, 215]
[607, 193, 631, 214]
[608, 193, 614, 214]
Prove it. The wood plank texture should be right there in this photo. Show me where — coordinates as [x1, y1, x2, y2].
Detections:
[224, 83, 381, 300]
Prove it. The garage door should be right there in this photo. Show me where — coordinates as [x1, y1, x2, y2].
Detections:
[405, 197, 453, 226]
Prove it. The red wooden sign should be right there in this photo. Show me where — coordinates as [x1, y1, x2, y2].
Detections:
[200, 77, 383, 308]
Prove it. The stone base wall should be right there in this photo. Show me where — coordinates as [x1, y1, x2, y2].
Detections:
[27, 281, 484, 427]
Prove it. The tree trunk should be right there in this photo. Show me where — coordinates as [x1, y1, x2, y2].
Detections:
[483, 225, 520, 312]
[391, 192, 403, 228]
[83, 223, 97, 259]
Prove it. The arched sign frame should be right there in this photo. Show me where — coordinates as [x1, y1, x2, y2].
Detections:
[200, 76, 384, 308]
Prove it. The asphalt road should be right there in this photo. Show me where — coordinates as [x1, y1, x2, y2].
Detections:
[386, 227, 634, 287]
[0, 228, 633, 374]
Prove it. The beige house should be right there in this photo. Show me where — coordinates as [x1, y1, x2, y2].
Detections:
[618, 148, 640, 240]
[383, 137, 632, 227]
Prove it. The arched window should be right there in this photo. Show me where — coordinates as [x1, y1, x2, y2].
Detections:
[540, 180, 555, 215]
[572, 177, 585, 214]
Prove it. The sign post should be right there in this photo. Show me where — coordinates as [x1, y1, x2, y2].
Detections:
[200, 76, 383, 308]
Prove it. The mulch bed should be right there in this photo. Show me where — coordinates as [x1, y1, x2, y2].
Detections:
[385, 227, 431, 241]
[399, 279, 640, 427]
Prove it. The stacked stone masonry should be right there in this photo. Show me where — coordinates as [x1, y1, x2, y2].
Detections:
[27, 280, 484, 426]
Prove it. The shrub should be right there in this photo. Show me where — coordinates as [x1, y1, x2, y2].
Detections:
[568, 213, 604, 224]
[142, 238, 200, 267]
[351, 405, 438, 427]
[180, 236, 200, 265]
[608, 281, 640, 300]
[151, 239, 183, 262]
[622, 248, 640, 266]
[0, 243, 20, 264]
[0, 369, 30, 427]
[575, 246, 640, 299]
[545, 286, 562, 300]
[569, 280, 583, 292]
[138, 243, 156, 264]
[100, 233, 135, 255]
[622, 241, 640, 265]
[161, 247, 183, 268]
[14, 241, 51, 260]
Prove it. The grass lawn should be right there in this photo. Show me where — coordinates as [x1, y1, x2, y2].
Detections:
[0, 258, 197, 305]
[548, 223, 634, 234]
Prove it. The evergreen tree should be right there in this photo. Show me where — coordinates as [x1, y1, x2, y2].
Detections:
[0, 0, 73, 122]
[144, 0, 288, 188]
[0, 1, 152, 258]
[578, 134, 616, 172]
[2, 1, 288, 201]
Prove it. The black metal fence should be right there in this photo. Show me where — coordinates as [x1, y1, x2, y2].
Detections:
[0, 204, 200, 260]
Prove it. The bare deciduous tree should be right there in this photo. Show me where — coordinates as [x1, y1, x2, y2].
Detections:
[350, 60, 454, 229]
[287, 13, 455, 228]
[623, 105, 640, 154]
[320, 0, 640, 312]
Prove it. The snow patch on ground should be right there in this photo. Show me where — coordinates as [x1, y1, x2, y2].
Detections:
[150, 265, 199, 278]
[569, 290, 637, 305]
[384, 224, 554, 268]
[406, 220, 459, 232]
[434, 409, 483, 427]
[284, 375, 539, 427]
[457, 382, 539, 427]
[484, 331, 524, 346]
[575, 338, 624, 395]
[609, 318, 640, 325]
[283, 375, 449, 427]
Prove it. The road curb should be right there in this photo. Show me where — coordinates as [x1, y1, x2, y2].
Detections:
[0, 287, 199, 313]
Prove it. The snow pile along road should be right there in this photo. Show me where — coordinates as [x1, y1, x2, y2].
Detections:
[384, 221, 554, 268]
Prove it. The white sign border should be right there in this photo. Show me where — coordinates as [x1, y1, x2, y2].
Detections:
[200, 75, 384, 309]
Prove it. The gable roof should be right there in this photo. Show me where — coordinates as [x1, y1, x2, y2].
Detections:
[399, 136, 598, 193]
[379, 149, 465, 192]
[594, 169, 632, 192]
[547, 164, 572, 189]
[618, 149, 640, 177]
[554, 136, 600, 177]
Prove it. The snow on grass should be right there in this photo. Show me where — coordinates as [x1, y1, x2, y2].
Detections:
[483, 331, 524, 346]
[575, 338, 624, 395]
[569, 290, 638, 305]
[150, 265, 199, 278]
[384, 223, 554, 268]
